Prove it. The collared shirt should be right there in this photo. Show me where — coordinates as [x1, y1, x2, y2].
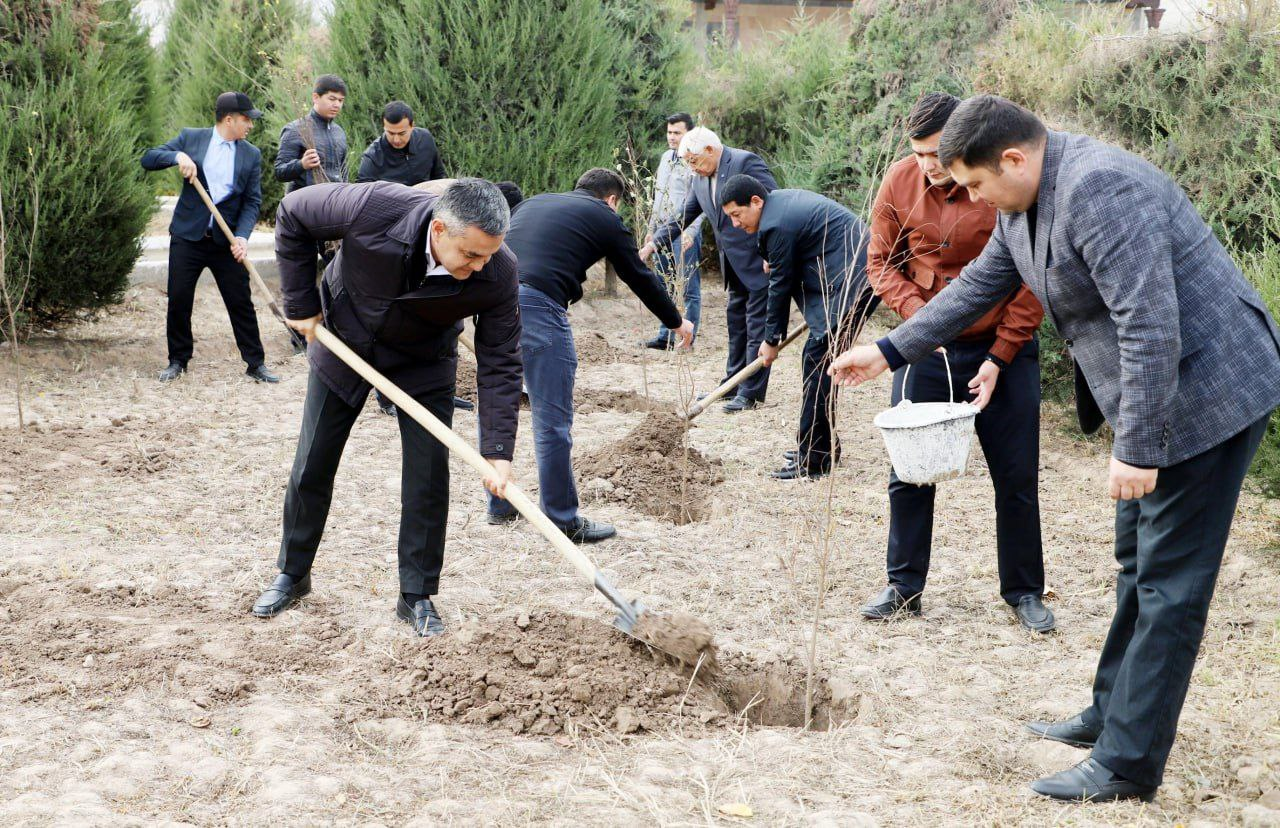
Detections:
[202, 127, 237, 226]
[867, 155, 1044, 364]
[424, 234, 452, 277]
[650, 149, 704, 234]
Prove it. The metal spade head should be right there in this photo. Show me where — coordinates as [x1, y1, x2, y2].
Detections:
[593, 573, 646, 637]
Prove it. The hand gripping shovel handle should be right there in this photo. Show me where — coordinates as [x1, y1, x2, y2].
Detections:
[188, 177, 304, 350]
[311, 324, 643, 631]
[684, 322, 809, 421]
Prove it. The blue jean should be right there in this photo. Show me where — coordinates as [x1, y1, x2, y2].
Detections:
[652, 226, 702, 342]
[487, 285, 580, 527]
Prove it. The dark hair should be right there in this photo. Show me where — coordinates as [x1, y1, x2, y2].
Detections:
[496, 181, 525, 210]
[382, 100, 414, 124]
[215, 106, 235, 122]
[314, 74, 348, 96]
[575, 167, 627, 201]
[906, 92, 960, 140]
[666, 112, 695, 130]
[719, 173, 768, 208]
[938, 94, 1047, 171]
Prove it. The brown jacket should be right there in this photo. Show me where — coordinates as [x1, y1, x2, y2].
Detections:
[276, 182, 522, 460]
[868, 156, 1043, 364]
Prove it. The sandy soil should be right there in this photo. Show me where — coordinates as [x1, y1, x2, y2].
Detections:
[1, 276, 1278, 826]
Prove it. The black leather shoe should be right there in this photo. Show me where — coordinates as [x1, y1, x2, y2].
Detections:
[641, 335, 674, 351]
[246, 364, 280, 383]
[783, 443, 842, 465]
[378, 400, 397, 416]
[770, 462, 829, 480]
[158, 361, 186, 382]
[1026, 714, 1100, 749]
[722, 395, 760, 414]
[453, 396, 475, 411]
[1014, 594, 1056, 633]
[1031, 758, 1156, 803]
[859, 586, 922, 620]
[396, 596, 445, 637]
[561, 516, 616, 544]
[251, 572, 311, 617]
[487, 511, 519, 526]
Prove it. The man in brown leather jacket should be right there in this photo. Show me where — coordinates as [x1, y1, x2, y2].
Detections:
[251, 179, 522, 637]
[861, 93, 1053, 633]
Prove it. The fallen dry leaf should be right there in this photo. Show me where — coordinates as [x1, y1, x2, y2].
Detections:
[189, 716, 211, 729]
[717, 802, 754, 818]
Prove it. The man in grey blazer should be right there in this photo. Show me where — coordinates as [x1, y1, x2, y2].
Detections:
[644, 127, 778, 413]
[830, 96, 1280, 803]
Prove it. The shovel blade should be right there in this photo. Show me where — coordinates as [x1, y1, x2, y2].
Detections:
[594, 573, 645, 636]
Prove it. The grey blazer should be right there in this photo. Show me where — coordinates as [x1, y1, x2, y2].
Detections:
[888, 130, 1280, 467]
[653, 145, 777, 292]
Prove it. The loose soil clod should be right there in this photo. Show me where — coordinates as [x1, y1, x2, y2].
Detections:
[633, 610, 719, 675]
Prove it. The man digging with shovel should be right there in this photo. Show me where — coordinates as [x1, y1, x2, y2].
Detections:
[251, 179, 522, 637]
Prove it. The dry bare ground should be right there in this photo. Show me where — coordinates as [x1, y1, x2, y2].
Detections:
[1, 276, 1278, 827]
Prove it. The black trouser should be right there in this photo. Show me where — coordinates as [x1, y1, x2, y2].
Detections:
[166, 234, 265, 368]
[795, 332, 836, 471]
[724, 262, 771, 403]
[1084, 414, 1269, 787]
[277, 371, 455, 595]
[886, 338, 1044, 605]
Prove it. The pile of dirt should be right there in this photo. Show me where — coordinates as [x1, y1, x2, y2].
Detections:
[575, 331, 627, 364]
[575, 413, 723, 524]
[352, 610, 831, 736]
[575, 388, 674, 415]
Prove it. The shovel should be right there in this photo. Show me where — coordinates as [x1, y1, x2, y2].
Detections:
[684, 322, 809, 421]
[189, 176, 307, 354]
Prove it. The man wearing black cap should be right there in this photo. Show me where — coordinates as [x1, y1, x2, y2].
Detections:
[141, 91, 278, 384]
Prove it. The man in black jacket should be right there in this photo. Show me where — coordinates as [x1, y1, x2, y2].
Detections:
[275, 75, 348, 193]
[251, 179, 522, 637]
[140, 91, 277, 384]
[486, 168, 694, 543]
[356, 101, 447, 186]
[720, 175, 877, 479]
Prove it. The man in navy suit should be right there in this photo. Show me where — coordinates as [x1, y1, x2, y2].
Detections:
[141, 91, 277, 384]
[645, 127, 778, 413]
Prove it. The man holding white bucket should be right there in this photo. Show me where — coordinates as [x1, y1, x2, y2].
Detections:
[861, 92, 1051, 633]
[830, 95, 1280, 804]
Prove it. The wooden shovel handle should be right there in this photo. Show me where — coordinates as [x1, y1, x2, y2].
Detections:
[312, 325, 601, 586]
[684, 322, 809, 421]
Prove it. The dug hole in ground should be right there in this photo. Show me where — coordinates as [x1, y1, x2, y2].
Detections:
[1, 272, 1278, 825]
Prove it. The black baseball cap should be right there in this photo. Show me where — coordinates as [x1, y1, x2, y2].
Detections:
[216, 91, 263, 119]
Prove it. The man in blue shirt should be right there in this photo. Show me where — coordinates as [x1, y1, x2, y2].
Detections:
[141, 92, 277, 384]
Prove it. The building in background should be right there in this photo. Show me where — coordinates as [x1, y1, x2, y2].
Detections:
[685, 0, 854, 53]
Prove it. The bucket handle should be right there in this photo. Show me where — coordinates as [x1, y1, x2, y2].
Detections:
[900, 347, 953, 404]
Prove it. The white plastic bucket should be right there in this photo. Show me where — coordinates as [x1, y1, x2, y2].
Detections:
[873, 349, 980, 485]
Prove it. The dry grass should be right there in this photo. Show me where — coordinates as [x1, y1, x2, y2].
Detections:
[0, 278, 1277, 825]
